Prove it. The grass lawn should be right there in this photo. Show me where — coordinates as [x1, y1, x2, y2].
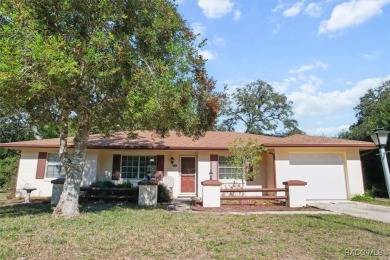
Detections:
[0, 192, 11, 200]
[364, 199, 390, 207]
[1, 202, 390, 259]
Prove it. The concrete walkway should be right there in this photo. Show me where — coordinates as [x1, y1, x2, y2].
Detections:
[308, 201, 390, 224]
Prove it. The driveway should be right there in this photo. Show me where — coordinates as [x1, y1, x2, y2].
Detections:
[308, 201, 390, 223]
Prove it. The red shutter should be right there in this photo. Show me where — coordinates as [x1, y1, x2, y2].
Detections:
[35, 152, 47, 179]
[210, 154, 219, 180]
[112, 154, 121, 180]
[156, 155, 164, 172]
[155, 155, 164, 181]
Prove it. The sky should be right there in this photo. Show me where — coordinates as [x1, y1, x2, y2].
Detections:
[175, 0, 390, 137]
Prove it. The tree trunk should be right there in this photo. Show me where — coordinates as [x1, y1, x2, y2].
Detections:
[53, 111, 90, 218]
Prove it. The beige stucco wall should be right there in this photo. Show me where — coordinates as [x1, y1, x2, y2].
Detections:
[345, 148, 365, 196]
[16, 148, 271, 199]
[94, 149, 267, 198]
[16, 148, 97, 198]
[16, 146, 364, 200]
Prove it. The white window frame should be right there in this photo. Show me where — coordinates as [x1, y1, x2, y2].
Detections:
[46, 153, 66, 178]
[120, 155, 157, 179]
[218, 155, 243, 180]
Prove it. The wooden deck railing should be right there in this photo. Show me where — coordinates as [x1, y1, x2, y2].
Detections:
[220, 187, 288, 200]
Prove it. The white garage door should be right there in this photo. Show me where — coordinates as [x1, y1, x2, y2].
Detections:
[289, 154, 347, 200]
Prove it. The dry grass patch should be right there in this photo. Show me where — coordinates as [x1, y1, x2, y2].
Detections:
[0, 201, 390, 259]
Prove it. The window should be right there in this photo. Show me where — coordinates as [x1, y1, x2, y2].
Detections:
[46, 153, 66, 178]
[121, 156, 156, 179]
[218, 156, 243, 179]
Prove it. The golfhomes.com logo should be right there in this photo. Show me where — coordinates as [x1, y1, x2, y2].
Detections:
[345, 249, 390, 257]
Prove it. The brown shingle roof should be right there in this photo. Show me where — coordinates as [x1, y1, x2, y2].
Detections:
[265, 134, 375, 148]
[0, 131, 375, 150]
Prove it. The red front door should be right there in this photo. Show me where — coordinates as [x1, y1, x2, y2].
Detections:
[180, 157, 196, 193]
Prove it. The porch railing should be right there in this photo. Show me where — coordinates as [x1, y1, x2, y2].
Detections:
[220, 187, 288, 200]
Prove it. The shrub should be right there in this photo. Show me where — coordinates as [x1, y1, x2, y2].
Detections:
[158, 184, 171, 203]
[116, 182, 134, 188]
[351, 194, 374, 202]
[90, 181, 116, 188]
[0, 156, 18, 189]
[366, 186, 388, 198]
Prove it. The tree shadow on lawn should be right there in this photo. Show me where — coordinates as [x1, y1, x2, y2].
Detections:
[307, 215, 390, 237]
[0, 200, 167, 218]
[79, 200, 167, 214]
[0, 202, 53, 218]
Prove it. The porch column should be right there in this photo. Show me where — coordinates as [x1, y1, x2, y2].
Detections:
[138, 180, 159, 206]
[201, 180, 222, 207]
[283, 180, 307, 208]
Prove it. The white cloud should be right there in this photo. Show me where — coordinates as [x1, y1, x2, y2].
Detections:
[288, 61, 328, 74]
[360, 49, 384, 60]
[213, 35, 226, 47]
[191, 22, 206, 36]
[288, 75, 390, 118]
[305, 124, 350, 136]
[233, 9, 241, 21]
[198, 0, 235, 19]
[283, 1, 305, 17]
[272, 3, 284, 13]
[298, 75, 323, 94]
[273, 23, 281, 34]
[199, 49, 217, 60]
[319, 0, 390, 35]
[272, 77, 297, 92]
[305, 2, 322, 17]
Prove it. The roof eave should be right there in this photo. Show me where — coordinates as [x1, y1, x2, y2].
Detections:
[265, 143, 376, 148]
[0, 144, 231, 151]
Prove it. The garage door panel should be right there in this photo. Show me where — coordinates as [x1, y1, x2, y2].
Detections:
[288, 154, 347, 200]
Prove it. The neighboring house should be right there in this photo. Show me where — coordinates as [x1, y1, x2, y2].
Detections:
[0, 131, 375, 200]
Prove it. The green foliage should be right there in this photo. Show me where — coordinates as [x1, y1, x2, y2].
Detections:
[350, 194, 374, 202]
[339, 80, 390, 141]
[0, 0, 220, 216]
[0, 0, 219, 138]
[81, 181, 170, 202]
[116, 182, 134, 189]
[90, 181, 117, 188]
[0, 113, 36, 189]
[366, 185, 389, 198]
[158, 183, 171, 203]
[219, 80, 300, 135]
[227, 138, 267, 182]
[339, 80, 390, 198]
[0, 156, 18, 189]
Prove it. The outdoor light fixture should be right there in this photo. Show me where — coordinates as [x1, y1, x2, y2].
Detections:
[170, 157, 174, 165]
[209, 171, 213, 180]
[370, 128, 390, 198]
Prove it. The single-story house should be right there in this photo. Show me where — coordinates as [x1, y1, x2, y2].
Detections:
[0, 131, 375, 201]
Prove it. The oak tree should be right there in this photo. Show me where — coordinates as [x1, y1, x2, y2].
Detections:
[0, 0, 219, 217]
[339, 80, 390, 197]
[219, 80, 300, 135]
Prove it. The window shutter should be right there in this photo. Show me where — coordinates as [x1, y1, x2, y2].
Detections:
[112, 154, 121, 180]
[156, 155, 164, 172]
[35, 152, 47, 179]
[210, 154, 218, 180]
[156, 155, 164, 181]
